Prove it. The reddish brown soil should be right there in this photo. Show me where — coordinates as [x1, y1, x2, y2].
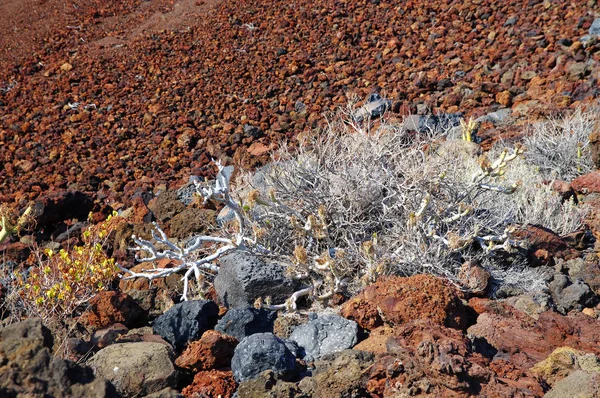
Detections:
[0, 0, 599, 207]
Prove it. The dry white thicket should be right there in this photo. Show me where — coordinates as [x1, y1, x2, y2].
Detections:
[524, 108, 596, 181]
[121, 107, 594, 308]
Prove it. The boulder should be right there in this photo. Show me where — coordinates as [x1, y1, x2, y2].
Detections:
[215, 307, 277, 341]
[544, 370, 600, 398]
[181, 369, 237, 398]
[80, 291, 148, 330]
[549, 273, 598, 314]
[298, 350, 374, 397]
[153, 300, 219, 352]
[341, 274, 473, 331]
[468, 298, 600, 367]
[175, 330, 238, 372]
[289, 314, 358, 361]
[214, 252, 299, 308]
[88, 341, 178, 397]
[231, 333, 298, 383]
[0, 318, 118, 397]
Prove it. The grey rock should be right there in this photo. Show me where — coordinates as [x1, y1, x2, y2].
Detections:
[243, 124, 263, 138]
[214, 252, 299, 309]
[289, 314, 358, 361]
[88, 342, 178, 397]
[153, 300, 219, 352]
[215, 307, 278, 341]
[549, 273, 598, 314]
[474, 108, 512, 125]
[231, 333, 298, 383]
[504, 16, 518, 26]
[176, 182, 199, 205]
[505, 291, 553, 320]
[544, 370, 600, 398]
[589, 18, 600, 36]
[403, 113, 464, 135]
[352, 93, 392, 122]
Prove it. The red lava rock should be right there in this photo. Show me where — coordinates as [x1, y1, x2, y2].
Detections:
[341, 274, 473, 331]
[130, 195, 154, 224]
[0, 0, 598, 205]
[79, 291, 148, 330]
[468, 298, 600, 368]
[340, 297, 383, 330]
[353, 326, 394, 354]
[571, 171, 600, 194]
[366, 319, 545, 398]
[511, 224, 580, 266]
[175, 330, 238, 372]
[182, 369, 237, 398]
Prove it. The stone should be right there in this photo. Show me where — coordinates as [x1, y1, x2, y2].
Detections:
[403, 113, 463, 134]
[549, 273, 598, 314]
[181, 370, 237, 398]
[544, 370, 600, 398]
[589, 18, 600, 36]
[353, 326, 394, 354]
[531, 346, 600, 386]
[215, 307, 277, 341]
[504, 291, 553, 320]
[88, 342, 178, 397]
[572, 171, 600, 194]
[341, 274, 473, 331]
[175, 330, 238, 372]
[231, 333, 298, 383]
[352, 93, 392, 122]
[214, 251, 299, 309]
[289, 314, 358, 361]
[298, 350, 374, 397]
[167, 207, 216, 239]
[237, 370, 306, 398]
[468, 298, 600, 367]
[80, 291, 147, 330]
[153, 300, 219, 352]
[458, 261, 490, 295]
[148, 190, 186, 224]
[511, 224, 580, 266]
[90, 323, 129, 349]
[0, 319, 118, 397]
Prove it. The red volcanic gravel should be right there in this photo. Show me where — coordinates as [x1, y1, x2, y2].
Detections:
[1, 0, 599, 206]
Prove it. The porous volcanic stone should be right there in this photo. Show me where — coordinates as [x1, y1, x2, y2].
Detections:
[215, 307, 278, 341]
[214, 251, 299, 308]
[231, 333, 298, 383]
[289, 314, 358, 361]
[153, 300, 219, 352]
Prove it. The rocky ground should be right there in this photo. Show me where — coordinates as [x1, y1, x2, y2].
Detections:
[2, 0, 600, 397]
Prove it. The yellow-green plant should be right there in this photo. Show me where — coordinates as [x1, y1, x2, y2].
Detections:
[12, 212, 121, 323]
[0, 205, 33, 245]
[460, 118, 477, 142]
